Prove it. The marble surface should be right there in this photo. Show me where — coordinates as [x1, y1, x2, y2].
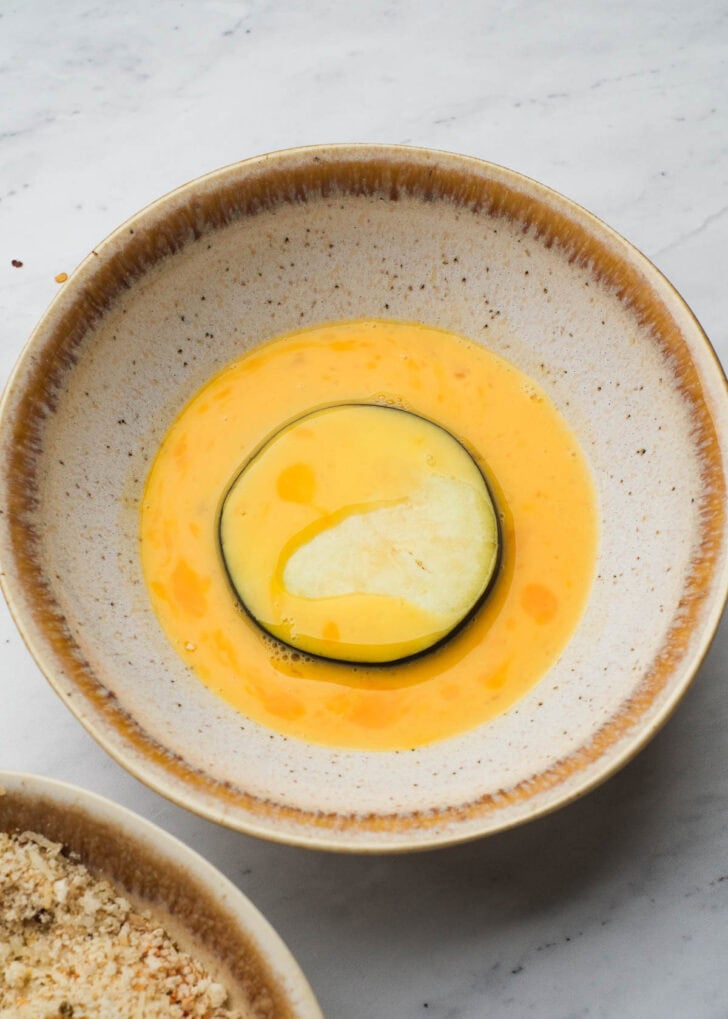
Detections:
[1, 1, 727, 1015]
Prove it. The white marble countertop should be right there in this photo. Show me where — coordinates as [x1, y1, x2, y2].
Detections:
[1, 2, 727, 1016]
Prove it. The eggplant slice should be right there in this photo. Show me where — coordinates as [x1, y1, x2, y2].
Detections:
[219, 404, 500, 665]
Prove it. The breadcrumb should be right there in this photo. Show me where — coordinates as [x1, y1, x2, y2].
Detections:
[0, 831, 244, 1019]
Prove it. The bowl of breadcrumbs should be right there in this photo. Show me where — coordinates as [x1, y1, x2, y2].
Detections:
[0, 773, 322, 1018]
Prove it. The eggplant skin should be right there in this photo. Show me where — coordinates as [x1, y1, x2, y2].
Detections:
[218, 403, 503, 667]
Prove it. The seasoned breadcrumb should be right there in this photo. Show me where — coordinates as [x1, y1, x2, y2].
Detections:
[0, 831, 244, 1019]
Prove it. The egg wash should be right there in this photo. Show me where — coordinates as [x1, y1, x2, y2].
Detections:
[140, 319, 598, 751]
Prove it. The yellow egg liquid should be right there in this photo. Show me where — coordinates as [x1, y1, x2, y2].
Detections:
[140, 319, 598, 751]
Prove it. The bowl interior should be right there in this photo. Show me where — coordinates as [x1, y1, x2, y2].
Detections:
[0, 772, 321, 1016]
[1, 147, 726, 850]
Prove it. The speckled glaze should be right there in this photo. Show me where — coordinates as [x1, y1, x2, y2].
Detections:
[0, 145, 725, 851]
[0, 771, 322, 1017]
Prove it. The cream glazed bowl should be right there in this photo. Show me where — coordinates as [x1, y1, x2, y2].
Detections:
[0, 771, 322, 1016]
[0, 145, 726, 851]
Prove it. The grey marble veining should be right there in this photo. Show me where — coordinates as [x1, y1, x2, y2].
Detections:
[1, 2, 727, 1016]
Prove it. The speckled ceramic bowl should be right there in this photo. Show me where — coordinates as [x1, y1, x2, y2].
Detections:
[0, 145, 726, 851]
[0, 771, 322, 1016]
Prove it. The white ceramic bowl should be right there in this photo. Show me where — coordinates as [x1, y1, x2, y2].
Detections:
[0, 771, 322, 1017]
[0, 145, 726, 851]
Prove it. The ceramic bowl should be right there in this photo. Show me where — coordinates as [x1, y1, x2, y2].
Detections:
[0, 145, 726, 851]
[0, 771, 322, 1016]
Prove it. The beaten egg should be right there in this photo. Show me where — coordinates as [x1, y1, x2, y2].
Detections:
[141, 319, 598, 751]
